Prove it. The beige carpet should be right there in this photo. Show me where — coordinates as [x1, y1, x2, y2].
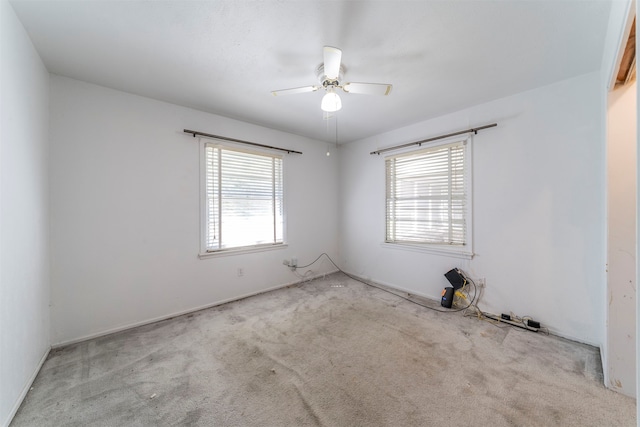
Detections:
[12, 273, 636, 426]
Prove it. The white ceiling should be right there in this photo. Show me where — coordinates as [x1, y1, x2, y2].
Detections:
[10, 0, 611, 143]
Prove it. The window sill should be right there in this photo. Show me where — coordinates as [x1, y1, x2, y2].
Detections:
[381, 242, 474, 259]
[199, 243, 288, 259]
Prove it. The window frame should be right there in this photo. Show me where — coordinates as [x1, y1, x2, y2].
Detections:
[198, 138, 287, 258]
[382, 136, 473, 259]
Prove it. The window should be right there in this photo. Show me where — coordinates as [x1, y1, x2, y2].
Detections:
[385, 139, 471, 254]
[203, 143, 284, 253]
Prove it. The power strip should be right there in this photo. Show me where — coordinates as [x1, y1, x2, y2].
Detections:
[483, 312, 539, 332]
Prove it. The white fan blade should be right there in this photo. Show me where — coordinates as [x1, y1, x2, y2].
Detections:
[343, 82, 393, 96]
[271, 85, 320, 96]
[323, 46, 342, 80]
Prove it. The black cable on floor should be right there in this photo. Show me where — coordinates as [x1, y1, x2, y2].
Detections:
[293, 252, 477, 313]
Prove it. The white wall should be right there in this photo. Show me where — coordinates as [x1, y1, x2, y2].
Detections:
[339, 71, 604, 345]
[0, 1, 51, 425]
[49, 75, 338, 346]
[607, 80, 637, 397]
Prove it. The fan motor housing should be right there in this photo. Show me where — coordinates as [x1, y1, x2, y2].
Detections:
[317, 64, 345, 87]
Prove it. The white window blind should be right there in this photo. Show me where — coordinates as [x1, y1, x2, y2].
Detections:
[205, 144, 284, 252]
[386, 141, 467, 246]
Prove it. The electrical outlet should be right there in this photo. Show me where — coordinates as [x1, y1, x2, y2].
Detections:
[237, 268, 244, 277]
[478, 278, 486, 288]
[291, 257, 297, 268]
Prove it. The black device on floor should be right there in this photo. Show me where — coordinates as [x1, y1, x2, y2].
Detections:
[441, 287, 454, 308]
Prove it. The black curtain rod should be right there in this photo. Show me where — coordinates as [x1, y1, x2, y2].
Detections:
[184, 129, 303, 155]
[370, 123, 497, 155]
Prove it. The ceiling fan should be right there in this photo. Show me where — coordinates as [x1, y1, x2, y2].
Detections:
[271, 46, 393, 112]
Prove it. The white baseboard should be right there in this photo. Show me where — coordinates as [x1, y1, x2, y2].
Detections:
[342, 270, 442, 302]
[342, 270, 602, 349]
[52, 270, 339, 349]
[600, 343, 609, 389]
[3, 346, 50, 427]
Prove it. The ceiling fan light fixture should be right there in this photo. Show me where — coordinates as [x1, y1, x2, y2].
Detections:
[321, 89, 342, 112]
